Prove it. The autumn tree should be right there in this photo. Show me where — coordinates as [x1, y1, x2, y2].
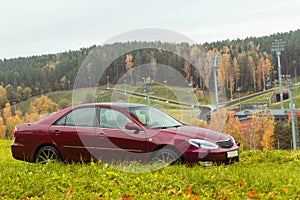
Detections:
[222, 111, 246, 150]
[30, 95, 59, 115]
[261, 121, 275, 151]
[246, 110, 274, 150]
[125, 54, 134, 84]
[209, 108, 227, 132]
[0, 85, 8, 107]
[60, 76, 68, 90]
[0, 117, 6, 139]
[24, 112, 41, 123]
[2, 103, 24, 138]
[5, 114, 24, 139]
[3, 103, 12, 123]
[218, 48, 231, 91]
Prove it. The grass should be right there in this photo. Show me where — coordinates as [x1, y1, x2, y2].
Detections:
[1, 139, 300, 199]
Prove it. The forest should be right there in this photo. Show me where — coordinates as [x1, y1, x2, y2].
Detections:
[0, 29, 299, 107]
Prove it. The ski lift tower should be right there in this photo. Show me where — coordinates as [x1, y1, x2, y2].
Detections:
[271, 39, 285, 109]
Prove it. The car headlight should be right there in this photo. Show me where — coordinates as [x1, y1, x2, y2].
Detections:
[187, 139, 219, 149]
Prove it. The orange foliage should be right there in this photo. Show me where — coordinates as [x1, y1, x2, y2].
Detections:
[222, 111, 246, 149]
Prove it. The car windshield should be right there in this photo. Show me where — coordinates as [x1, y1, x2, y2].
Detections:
[128, 106, 183, 129]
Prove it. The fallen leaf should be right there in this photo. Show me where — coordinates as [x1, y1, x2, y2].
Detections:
[248, 189, 258, 198]
[66, 188, 73, 198]
[186, 185, 193, 195]
[282, 188, 288, 193]
[190, 194, 200, 200]
[121, 194, 134, 200]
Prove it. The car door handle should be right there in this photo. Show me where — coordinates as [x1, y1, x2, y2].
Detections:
[98, 133, 105, 137]
[53, 130, 60, 135]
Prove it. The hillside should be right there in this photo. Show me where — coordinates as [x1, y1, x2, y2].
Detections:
[0, 29, 299, 107]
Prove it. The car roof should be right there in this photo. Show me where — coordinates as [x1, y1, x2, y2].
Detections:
[89, 102, 148, 109]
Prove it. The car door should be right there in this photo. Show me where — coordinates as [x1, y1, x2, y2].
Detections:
[49, 106, 98, 162]
[92, 107, 147, 163]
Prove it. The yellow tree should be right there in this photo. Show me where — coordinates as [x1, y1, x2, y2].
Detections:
[30, 95, 59, 115]
[247, 110, 274, 150]
[233, 57, 240, 89]
[2, 103, 24, 138]
[261, 114, 275, 150]
[209, 108, 227, 132]
[60, 76, 68, 90]
[0, 117, 6, 139]
[249, 111, 263, 149]
[264, 58, 273, 76]
[0, 85, 8, 107]
[125, 54, 134, 84]
[218, 52, 231, 90]
[222, 111, 246, 150]
[5, 115, 24, 139]
[3, 103, 12, 124]
[24, 112, 41, 123]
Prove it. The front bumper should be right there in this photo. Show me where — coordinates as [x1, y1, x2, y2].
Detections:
[183, 146, 239, 164]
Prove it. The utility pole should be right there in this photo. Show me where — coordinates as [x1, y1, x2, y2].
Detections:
[293, 60, 297, 84]
[290, 94, 297, 150]
[288, 80, 297, 150]
[271, 39, 285, 109]
[208, 53, 221, 111]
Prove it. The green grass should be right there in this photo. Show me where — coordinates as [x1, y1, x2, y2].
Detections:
[242, 93, 272, 105]
[1, 140, 300, 199]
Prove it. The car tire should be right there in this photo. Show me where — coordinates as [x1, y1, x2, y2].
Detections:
[151, 147, 181, 165]
[35, 146, 61, 164]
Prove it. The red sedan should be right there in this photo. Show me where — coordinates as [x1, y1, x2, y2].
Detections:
[11, 103, 239, 165]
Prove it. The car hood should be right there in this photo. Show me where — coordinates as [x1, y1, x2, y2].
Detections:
[164, 125, 231, 142]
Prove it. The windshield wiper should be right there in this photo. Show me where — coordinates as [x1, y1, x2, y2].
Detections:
[152, 125, 183, 129]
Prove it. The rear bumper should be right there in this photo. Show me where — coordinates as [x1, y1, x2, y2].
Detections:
[11, 142, 35, 162]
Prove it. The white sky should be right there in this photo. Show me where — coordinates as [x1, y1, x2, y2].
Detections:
[0, 0, 299, 59]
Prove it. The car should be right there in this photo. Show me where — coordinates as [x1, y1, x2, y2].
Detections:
[11, 103, 239, 165]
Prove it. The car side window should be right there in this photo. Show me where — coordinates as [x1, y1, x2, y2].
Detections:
[130, 110, 147, 125]
[53, 107, 97, 127]
[100, 108, 132, 130]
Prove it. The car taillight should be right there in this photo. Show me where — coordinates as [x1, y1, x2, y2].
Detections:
[13, 127, 19, 138]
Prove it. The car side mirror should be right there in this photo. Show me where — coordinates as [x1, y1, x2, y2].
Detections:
[125, 123, 142, 134]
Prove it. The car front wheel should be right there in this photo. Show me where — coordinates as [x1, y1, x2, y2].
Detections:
[151, 147, 181, 165]
[35, 146, 61, 164]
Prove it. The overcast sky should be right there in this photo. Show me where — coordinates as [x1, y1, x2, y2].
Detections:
[1, 0, 299, 59]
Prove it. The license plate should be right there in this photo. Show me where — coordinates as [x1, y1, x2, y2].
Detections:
[227, 150, 238, 158]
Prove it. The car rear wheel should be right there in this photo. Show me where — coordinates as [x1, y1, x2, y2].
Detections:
[151, 147, 181, 165]
[36, 146, 61, 164]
